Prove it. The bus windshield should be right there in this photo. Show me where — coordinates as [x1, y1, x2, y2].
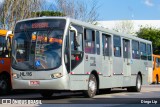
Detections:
[12, 19, 66, 71]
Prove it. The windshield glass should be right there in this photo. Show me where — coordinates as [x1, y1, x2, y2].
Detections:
[12, 19, 66, 71]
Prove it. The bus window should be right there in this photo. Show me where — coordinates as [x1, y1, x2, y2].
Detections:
[123, 39, 130, 58]
[0, 36, 5, 57]
[96, 31, 100, 55]
[147, 44, 152, 61]
[102, 33, 111, 56]
[140, 42, 147, 60]
[84, 29, 95, 54]
[0, 36, 9, 58]
[113, 35, 121, 57]
[132, 40, 140, 59]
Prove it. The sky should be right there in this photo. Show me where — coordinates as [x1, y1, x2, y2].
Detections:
[0, 0, 159, 21]
[97, 0, 160, 21]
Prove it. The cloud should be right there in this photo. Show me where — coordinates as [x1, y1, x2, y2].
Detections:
[144, 0, 154, 7]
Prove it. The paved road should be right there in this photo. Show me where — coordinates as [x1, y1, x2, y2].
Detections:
[0, 84, 160, 107]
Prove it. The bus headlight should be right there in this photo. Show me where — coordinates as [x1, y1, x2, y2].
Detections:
[12, 73, 19, 79]
[51, 73, 63, 79]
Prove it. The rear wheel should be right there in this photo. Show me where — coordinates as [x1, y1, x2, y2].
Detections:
[127, 74, 142, 92]
[83, 74, 97, 98]
[0, 75, 10, 95]
[40, 91, 53, 98]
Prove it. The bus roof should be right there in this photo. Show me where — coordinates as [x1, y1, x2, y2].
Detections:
[16, 17, 152, 44]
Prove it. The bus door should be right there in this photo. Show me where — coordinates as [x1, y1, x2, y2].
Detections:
[101, 33, 112, 76]
[123, 39, 131, 76]
[69, 25, 84, 74]
[113, 35, 123, 75]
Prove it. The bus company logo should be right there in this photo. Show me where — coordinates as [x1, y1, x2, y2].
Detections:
[2, 99, 11, 104]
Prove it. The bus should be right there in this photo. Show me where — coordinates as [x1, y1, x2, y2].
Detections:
[0, 30, 13, 95]
[11, 17, 152, 98]
[152, 54, 160, 84]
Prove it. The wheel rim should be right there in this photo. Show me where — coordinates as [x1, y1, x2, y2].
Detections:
[0, 80, 7, 90]
[89, 80, 96, 93]
[137, 77, 141, 89]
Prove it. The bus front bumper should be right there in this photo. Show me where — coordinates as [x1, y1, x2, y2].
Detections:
[12, 75, 69, 90]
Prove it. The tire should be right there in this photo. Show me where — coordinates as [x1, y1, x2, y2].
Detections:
[0, 75, 10, 95]
[40, 91, 53, 98]
[127, 74, 142, 92]
[156, 75, 159, 84]
[83, 74, 97, 98]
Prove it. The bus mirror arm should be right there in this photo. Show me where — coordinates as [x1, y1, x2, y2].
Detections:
[70, 26, 80, 47]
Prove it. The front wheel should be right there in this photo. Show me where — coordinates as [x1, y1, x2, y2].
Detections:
[40, 91, 53, 98]
[0, 75, 10, 95]
[127, 74, 142, 92]
[83, 74, 97, 98]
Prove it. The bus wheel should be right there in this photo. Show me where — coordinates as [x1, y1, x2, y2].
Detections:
[0, 75, 10, 95]
[84, 74, 97, 98]
[127, 74, 142, 92]
[156, 75, 159, 84]
[40, 91, 53, 98]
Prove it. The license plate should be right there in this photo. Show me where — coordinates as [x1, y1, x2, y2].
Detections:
[29, 81, 40, 86]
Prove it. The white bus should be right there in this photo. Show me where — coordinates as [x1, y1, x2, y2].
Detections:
[11, 17, 152, 98]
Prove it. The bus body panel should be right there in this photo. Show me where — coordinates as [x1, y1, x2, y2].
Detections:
[0, 58, 11, 74]
[11, 17, 152, 94]
[0, 29, 13, 95]
[69, 75, 88, 90]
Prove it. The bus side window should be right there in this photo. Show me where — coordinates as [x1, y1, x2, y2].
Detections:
[147, 44, 152, 61]
[113, 35, 121, 57]
[140, 42, 147, 60]
[102, 33, 111, 56]
[132, 40, 140, 59]
[0, 36, 8, 58]
[84, 29, 95, 54]
[0, 36, 4, 57]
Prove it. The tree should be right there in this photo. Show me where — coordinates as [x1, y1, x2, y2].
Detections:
[33, 11, 64, 17]
[137, 27, 160, 54]
[113, 20, 134, 34]
[0, 0, 42, 30]
[55, 0, 99, 23]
